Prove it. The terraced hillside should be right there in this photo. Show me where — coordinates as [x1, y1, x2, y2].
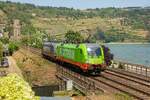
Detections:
[31, 17, 148, 41]
[0, 1, 150, 43]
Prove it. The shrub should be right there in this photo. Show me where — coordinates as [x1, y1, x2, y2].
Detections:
[0, 74, 39, 100]
[8, 42, 19, 55]
[0, 37, 9, 44]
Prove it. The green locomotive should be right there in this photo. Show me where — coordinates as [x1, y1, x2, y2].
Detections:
[42, 42, 111, 74]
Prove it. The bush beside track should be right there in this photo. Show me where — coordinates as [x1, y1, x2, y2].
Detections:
[0, 73, 39, 100]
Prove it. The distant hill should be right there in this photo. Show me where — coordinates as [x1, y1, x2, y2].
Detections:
[0, 1, 150, 42]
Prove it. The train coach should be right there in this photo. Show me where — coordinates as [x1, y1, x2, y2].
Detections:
[42, 42, 113, 75]
[42, 42, 57, 59]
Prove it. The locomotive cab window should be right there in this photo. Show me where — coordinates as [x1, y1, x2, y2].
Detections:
[87, 47, 101, 57]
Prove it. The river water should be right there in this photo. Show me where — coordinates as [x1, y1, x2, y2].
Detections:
[105, 43, 150, 67]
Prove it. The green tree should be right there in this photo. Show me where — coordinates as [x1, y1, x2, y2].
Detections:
[21, 24, 36, 35]
[8, 42, 19, 55]
[0, 37, 9, 44]
[65, 30, 83, 43]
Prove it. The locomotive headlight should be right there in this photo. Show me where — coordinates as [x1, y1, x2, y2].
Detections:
[103, 60, 105, 64]
[86, 60, 90, 63]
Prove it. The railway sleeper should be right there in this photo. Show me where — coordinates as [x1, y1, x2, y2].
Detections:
[101, 73, 150, 96]
[108, 68, 150, 82]
[93, 77, 150, 100]
[105, 70, 150, 87]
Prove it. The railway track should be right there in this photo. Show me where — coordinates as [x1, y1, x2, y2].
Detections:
[105, 69, 150, 87]
[90, 69, 150, 100]
[24, 46, 150, 99]
[57, 64, 150, 99]
[108, 68, 150, 82]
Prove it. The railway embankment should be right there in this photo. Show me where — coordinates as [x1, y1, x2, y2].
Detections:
[12, 48, 58, 86]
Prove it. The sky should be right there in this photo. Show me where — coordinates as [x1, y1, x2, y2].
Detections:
[1, 0, 150, 9]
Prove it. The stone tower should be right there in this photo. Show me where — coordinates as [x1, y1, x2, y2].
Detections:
[12, 19, 21, 40]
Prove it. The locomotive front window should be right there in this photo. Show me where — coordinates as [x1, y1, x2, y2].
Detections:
[87, 47, 101, 57]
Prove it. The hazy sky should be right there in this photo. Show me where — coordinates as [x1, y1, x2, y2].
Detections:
[1, 0, 150, 9]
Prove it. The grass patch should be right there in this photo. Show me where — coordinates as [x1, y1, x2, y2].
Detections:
[53, 90, 83, 97]
[115, 93, 133, 100]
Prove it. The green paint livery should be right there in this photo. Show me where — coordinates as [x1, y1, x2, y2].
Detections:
[56, 43, 105, 65]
